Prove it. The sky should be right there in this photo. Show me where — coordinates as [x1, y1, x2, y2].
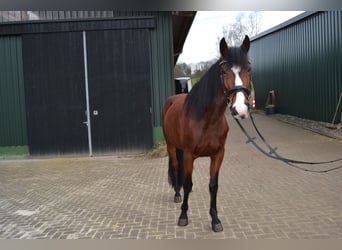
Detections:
[177, 11, 304, 64]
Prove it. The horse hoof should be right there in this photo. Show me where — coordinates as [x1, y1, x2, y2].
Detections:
[178, 218, 188, 227]
[174, 195, 182, 203]
[212, 223, 223, 232]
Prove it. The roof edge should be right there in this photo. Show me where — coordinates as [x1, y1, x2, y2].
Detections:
[251, 11, 320, 42]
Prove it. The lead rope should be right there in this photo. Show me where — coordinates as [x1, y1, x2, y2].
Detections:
[234, 113, 342, 173]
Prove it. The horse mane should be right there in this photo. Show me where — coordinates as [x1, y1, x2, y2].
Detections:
[184, 60, 222, 120]
[184, 47, 249, 120]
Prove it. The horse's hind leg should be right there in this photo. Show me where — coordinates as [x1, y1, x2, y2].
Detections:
[178, 152, 193, 227]
[167, 144, 183, 203]
[168, 158, 182, 203]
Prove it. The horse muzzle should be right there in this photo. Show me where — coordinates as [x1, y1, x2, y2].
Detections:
[230, 104, 249, 120]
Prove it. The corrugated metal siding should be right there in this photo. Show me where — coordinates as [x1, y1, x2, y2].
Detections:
[250, 11, 342, 122]
[149, 12, 174, 127]
[0, 11, 173, 148]
[102, 11, 174, 128]
[108, 11, 174, 128]
[0, 11, 136, 23]
[0, 17, 156, 35]
[0, 36, 27, 146]
[2, 11, 174, 128]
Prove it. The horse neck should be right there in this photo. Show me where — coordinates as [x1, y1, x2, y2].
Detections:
[204, 91, 227, 124]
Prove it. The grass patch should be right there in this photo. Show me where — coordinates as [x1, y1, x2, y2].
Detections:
[191, 77, 200, 86]
[0, 146, 29, 159]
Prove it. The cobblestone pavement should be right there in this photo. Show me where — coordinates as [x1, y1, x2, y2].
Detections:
[0, 112, 342, 239]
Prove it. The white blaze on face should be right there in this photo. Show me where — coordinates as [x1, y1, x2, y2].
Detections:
[231, 66, 249, 119]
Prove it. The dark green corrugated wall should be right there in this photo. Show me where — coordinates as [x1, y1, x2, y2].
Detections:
[149, 12, 174, 143]
[250, 11, 342, 122]
[0, 12, 173, 148]
[0, 36, 27, 147]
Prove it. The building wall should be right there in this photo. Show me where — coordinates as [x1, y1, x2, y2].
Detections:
[250, 11, 342, 122]
[0, 36, 27, 147]
[0, 11, 174, 154]
[148, 12, 174, 143]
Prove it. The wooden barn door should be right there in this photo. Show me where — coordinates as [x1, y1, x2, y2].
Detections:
[22, 32, 89, 155]
[86, 29, 153, 153]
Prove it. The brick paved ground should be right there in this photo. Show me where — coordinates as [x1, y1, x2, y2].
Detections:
[0, 112, 342, 239]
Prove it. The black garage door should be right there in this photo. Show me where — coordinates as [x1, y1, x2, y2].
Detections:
[22, 32, 88, 155]
[22, 29, 152, 155]
[87, 29, 152, 153]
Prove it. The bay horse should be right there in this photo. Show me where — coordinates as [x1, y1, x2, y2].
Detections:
[162, 35, 251, 232]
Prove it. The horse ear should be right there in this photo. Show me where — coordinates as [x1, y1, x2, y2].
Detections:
[241, 35, 250, 52]
[219, 38, 228, 57]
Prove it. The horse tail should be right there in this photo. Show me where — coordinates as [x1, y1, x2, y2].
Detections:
[168, 148, 184, 189]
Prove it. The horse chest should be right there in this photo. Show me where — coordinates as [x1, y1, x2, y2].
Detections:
[194, 141, 221, 156]
[193, 128, 227, 156]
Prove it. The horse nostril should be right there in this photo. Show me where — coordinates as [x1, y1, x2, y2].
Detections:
[231, 107, 238, 116]
[240, 114, 246, 119]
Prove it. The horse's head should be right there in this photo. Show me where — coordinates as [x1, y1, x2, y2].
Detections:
[219, 35, 251, 120]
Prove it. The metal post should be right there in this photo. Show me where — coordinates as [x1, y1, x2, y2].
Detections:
[82, 31, 93, 156]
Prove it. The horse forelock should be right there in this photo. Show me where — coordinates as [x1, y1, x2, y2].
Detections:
[225, 47, 249, 69]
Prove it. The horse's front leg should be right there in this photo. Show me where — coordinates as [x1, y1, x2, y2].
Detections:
[178, 152, 194, 227]
[209, 149, 225, 232]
